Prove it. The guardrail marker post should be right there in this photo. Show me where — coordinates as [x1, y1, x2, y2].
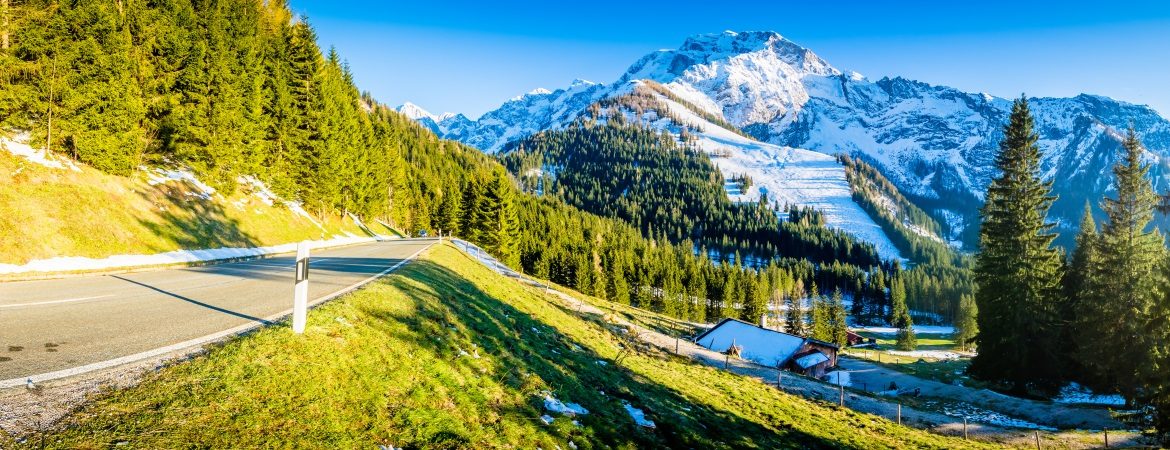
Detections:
[292, 241, 310, 334]
[897, 404, 901, 425]
[839, 383, 844, 406]
[963, 417, 967, 439]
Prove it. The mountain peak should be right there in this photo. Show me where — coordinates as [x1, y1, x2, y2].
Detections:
[620, 30, 839, 84]
[395, 102, 436, 121]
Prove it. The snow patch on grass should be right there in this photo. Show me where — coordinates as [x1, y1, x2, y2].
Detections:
[886, 350, 966, 361]
[1054, 383, 1126, 406]
[145, 167, 216, 200]
[1, 132, 81, 172]
[925, 400, 1056, 431]
[542, 393, 589, 417]
[622, 401, 656, 428]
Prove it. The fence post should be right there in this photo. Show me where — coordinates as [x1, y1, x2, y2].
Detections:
[292, 241, 310, 334]
[675, 336, 679, 355]
[1104, 428, 1109, 448]
[897, 403, 901, 425]
[963, 417, 967, 440]
[1034, 430, 1040, 449]
[777, 369, 782, 388]
[838, 383, 844, 406]
[724, 353, 729, 369]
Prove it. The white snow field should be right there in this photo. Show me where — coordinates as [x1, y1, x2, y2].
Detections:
[652, 92, 905, 262]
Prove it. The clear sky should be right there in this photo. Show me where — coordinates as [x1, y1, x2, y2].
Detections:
[288, 1, 1170, 119]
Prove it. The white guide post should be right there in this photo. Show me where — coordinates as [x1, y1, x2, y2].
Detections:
[292, 241, 310, 334]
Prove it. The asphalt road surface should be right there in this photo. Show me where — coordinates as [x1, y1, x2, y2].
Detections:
[0, 239, 435, 382]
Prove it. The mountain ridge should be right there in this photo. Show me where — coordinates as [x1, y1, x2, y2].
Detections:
[404, 30, 1170, 248]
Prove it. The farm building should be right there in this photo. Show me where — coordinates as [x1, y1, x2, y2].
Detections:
[846, 330, 873, 347]
[693, 318, 839, 377]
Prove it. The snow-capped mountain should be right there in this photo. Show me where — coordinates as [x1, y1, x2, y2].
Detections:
[407, 30, 1170, 248]
[393, 102, 472, 137]
[437, 79, 612, 153]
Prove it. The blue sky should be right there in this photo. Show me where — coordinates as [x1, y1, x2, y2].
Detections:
[289, 1, 1170, 119]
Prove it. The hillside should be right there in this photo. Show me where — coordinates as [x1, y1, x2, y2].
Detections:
[0, 135, 369, 272]
[3, 244, 987, 449]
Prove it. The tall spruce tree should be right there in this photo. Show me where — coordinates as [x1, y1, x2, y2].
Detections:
[1061, 203, 1098, 376]
[954, 294, 978, 352]
[1079, 129, 1165, 401]
[477, 170, 520, 267]
[829, 288, 849, 347]
[970, 96, 1064, 391]
[785, 280, 808, 336]
[889, 276, 916, 351]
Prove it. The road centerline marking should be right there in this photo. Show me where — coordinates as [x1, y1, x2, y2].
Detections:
[0, 294, 116, 309]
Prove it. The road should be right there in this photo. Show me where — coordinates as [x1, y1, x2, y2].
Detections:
[0, 239, 435, 384]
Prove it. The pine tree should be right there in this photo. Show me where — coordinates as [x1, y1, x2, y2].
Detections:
[785, 279, 808, 336]
[829, 288, 848, 348]
[809, 284, 831, 342]
[1079, 129, 1165, 400]
[1060, 203, 1097, 376]
[1149, 258, 1170, 444]
[477, 171, 519, 267]
[460, 179, 484, 241]
[954, 294, 978, 352]
[970, 96, 1064, 391]
[434, 190, 462, 236]
[889, 276, 916, 350]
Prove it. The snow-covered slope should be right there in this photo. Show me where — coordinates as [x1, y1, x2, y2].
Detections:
[649, 93, 905, 261]
[409, 30, 1170, 248]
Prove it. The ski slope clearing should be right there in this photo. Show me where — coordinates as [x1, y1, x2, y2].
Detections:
[655, 95, 905, 262]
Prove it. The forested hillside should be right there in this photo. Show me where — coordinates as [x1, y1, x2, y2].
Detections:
[841, 155, 974, 322]
[0, 0, 856, 333]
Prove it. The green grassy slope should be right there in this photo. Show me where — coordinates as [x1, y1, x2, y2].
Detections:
[0, 150, 366, 266]
[6, 244, 989, 449]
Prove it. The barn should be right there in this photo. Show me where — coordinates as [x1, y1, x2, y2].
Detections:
[693, 318, 839, 377]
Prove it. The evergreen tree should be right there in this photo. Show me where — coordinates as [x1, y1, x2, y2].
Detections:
[829, 288, 848, 348]
[477, 170, 520, 267]
[953, 294, 978, 352]
[889, 276, 916, 350]
[434, 190, 462, 236]
[460, 179, 484, 241]
[809, 284, 831, 342]
[785, 280, 808, 336]
[970, 96, 1064, 391]
[1079, 129, 1165, 400]
[1060, 203, 1097, 375]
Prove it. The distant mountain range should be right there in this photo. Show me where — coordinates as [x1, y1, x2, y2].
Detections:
[399, 30, 1170, 249]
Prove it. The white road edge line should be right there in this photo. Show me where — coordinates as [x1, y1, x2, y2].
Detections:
[0, 241, 436, 389]
[0, 294, 115, 309]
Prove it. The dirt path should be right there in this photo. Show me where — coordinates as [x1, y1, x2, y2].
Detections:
[838, 357, 1119, 430]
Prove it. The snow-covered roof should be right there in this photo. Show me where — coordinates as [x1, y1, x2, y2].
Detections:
[793, 352, 830, 369]
[694, 318, 813, 367]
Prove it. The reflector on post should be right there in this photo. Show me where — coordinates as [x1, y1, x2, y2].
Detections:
[292, 241, 310, 334]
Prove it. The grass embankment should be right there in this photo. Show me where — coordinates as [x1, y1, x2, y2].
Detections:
[0, 151, 366, 266]
[4, 245, 989, 449]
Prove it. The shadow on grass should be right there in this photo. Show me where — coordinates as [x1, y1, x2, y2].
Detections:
[135, 187, 257, 252]
[375, 259, 845, 449]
